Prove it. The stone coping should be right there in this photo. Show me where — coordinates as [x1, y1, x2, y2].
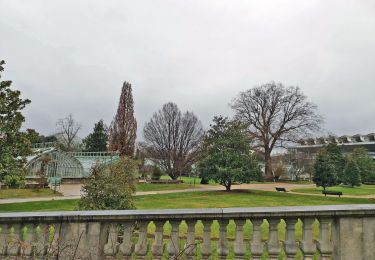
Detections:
[0, 204, 374, 223]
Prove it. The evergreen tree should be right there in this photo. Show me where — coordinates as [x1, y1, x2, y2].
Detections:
[342, 157, 361, 187]
[0, 60, 32, 187]
[313, 149, 338, 190]
[108, 82, 137, 156]
[350, 148, 375, 183]
[83, 120, 108, 152]
[325, 143, 346, 182]
[198, 116, 262, 191]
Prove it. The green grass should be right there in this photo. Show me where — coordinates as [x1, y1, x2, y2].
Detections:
[136, 183, 200, 192]
[0, 189, 372, 213]
[292, 184, 375, 196]
[0, 188, 62, 199]
[0, 190, 370, 260]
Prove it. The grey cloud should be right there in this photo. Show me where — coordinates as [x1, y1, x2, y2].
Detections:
[0, 0, 374, 138]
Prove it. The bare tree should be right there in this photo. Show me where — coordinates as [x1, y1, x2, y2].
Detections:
[286, 149, 314, 181]
[141, 102, 204, 180]
[231, 82, 322, 180]
[56, 113, 81, 151]
[108, 81, 137, 156]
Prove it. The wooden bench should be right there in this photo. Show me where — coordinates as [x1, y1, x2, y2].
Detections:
[275, 187, 287, 192]
[322, 190, 343, 197]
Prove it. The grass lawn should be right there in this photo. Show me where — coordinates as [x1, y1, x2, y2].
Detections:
[0, 190, 371, 260]
[0, 189, 372, 213]
[136, 183, 201, 192]
[0, 188, 61, 199]
[291, 184, 375, 196]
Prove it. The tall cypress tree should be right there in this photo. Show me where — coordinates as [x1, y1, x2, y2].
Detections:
[108, 81, 137, 156]
[83, 120, 108, 152]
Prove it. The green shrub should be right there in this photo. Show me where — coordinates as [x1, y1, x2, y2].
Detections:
[78, 157, 138, 210]
[2, 169, 25, 188]
[151, 166, 163, 180]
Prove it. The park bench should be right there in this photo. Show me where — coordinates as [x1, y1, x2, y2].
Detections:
[275, 187, 287, 192]
[322, 190, 343, 197]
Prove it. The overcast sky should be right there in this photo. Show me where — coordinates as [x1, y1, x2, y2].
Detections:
[1, 0, 375, 139]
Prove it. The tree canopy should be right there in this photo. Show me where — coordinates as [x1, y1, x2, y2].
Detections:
[350, 148, 375, 183]
[231, 82, 322, 180]
[141, 102, 204, 180]
[342, 157, 361, 188]
[0, 60, 32, 187]
[108, 81, 137, 156]
[313, 149, 338, 190]
[83, 119, 108, 152]
[198, 116, 262, 191]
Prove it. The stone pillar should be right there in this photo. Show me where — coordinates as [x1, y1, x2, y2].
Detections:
[134, 221, 148, 259]
[250, 219, 263, 260]
[184, 220, 196, 260]
[268, 219, 281, 260]
[284, 218, 298, 260]
[316, 218, 332, 260]
[300, 218, 317, 260]
[332, 216, 371, 260]
[103, 222, 119, 259]
[167, 220, 180, 258]
[233, 219, 246, 260]
[119, 221, 135, 259]
[201, 220, 212, 260]
[7, 223, 21, 258]
[151, 221, 164, 260]
[217, 219, 229, 260]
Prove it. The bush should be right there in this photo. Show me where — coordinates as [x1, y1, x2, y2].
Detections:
[78, 157, 138, 210]
[151, 166, 163, 180]
[3, 174, 25, 188]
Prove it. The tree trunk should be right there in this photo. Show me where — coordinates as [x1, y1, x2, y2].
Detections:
[264, 152, 273, 181]
[225, 184, 231, 191]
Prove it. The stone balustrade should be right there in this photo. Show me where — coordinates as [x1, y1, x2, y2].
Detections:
[0, 204, 374, 259]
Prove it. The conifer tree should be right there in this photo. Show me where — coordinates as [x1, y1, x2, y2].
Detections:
[108, 82, 137, 156]
[313, 149, 338, 190]
[83, 120, 108, 152]
[343, 157, 361, 188]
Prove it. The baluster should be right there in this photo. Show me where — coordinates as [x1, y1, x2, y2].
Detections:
[250, 219, 263, 260]
[184, 220, 196, 260]
[103, 223, 119, 259]
[316, 218, 333, 260]
[7, 224, 21, 258]
[119, 221, 135, 259]
[300, 218, 317, 260]
[22, 223, 35, 257]
[284, 218, 298, 260]
[268, 219, 281, 260]
[217, 219, 229, 259]
[0, 224, 8, 257]
[37, 223, 50, 257]
[49, 223, 61, 259]
[151, 221, 164, 260]
[134, 221, 148, 259]
[233, 219, 246, 260]
[201, 220, 212, 260]
[167, 220, 180, 258]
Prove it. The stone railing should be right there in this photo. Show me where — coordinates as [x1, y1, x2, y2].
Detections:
[0, 205, 374, 259]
